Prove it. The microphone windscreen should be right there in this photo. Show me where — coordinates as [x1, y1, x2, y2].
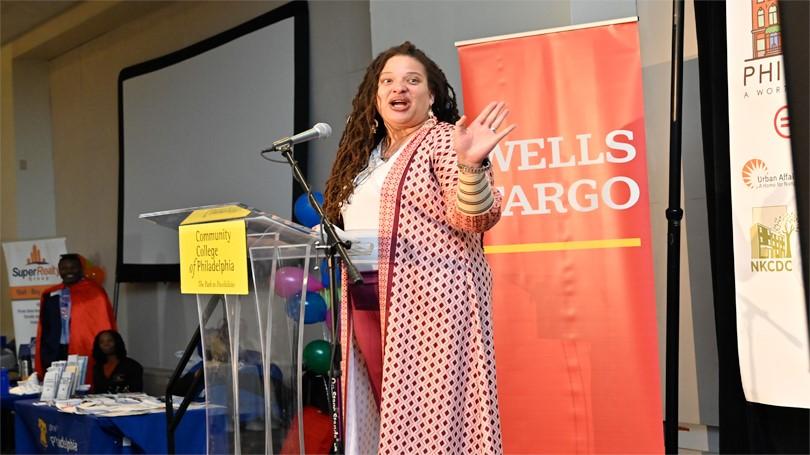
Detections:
[314, 122, 332, 139]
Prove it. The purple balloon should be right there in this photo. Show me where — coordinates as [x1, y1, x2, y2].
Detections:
[307, 274, 324, 292]
[274, 266, 324, 297]
[274, 266, 305, 297]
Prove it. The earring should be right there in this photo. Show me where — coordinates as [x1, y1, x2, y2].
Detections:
[372, 119, 379, 133]
[428, 108, 436, 119]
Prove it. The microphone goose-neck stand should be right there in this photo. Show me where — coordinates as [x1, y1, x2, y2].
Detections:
[272, 142, 363, 454]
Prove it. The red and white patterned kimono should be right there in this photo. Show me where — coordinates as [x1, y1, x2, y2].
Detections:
[340, 118, 504, 454]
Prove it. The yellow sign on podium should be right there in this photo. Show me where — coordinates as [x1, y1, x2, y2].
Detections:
[180, 205, 252, 225]
[179, 219, 248, 295]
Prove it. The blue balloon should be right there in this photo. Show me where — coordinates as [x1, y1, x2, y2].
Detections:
[285, 291, 328, 324]
[319, 258, 341, 288]
[294, 192, 324, 228]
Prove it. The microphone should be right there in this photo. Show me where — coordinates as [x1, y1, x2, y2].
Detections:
[266, 123, 332, 152]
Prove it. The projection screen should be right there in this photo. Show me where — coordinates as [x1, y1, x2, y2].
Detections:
[117, 3, 309, 282]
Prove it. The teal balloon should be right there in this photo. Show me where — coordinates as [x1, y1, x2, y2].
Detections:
[303, 340, 332, 375]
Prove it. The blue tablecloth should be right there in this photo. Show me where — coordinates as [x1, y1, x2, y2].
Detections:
[2, 393, 39, 453]
[1, 392, 39, 410]
[14, 399, 209, 454]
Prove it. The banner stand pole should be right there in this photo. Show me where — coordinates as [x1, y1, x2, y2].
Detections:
[664, 0, 685, 453]
[113, 280, 120, 319]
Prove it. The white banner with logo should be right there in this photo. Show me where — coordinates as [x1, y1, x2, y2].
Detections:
[727, 2, 810, 407]
[2, 238, 67, 346]
[11, 300, 40, 347]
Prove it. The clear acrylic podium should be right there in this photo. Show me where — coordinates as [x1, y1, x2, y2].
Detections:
[141, 203, 326, 454]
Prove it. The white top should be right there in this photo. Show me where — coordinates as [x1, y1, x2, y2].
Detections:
[341, 142, 403, 230]
[339, 142, 404, 271]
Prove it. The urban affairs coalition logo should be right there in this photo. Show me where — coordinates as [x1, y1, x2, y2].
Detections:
[741, 158, 793, 190]
[750, 205, 798, 272]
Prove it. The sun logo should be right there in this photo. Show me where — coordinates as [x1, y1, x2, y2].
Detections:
[742, 159, 768, 188]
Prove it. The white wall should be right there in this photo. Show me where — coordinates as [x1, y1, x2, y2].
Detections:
[569, 0, 636, 23]
[370, 0, 572, 113]
[307, 1, 372, 190]
[13, 59, 56, 239]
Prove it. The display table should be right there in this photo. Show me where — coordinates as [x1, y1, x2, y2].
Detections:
[1, 392, 39, 411]
[1, 392, 39, 453]
[14, 399, 212, 454]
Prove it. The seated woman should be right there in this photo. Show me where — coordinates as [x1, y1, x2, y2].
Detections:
[91, 330, 143, 393]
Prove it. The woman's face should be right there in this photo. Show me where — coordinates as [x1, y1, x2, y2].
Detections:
[375, 55, 433, 132]
[99, 332, 116, 356]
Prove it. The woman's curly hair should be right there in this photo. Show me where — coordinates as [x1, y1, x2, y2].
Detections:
[323, 41, 460, 223]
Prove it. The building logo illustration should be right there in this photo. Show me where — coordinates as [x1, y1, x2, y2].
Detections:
[748, 0, 782, 60]
[750, 205, 798, 272]
[26, 244, 48, 265]
[741, 1, 784, 100]
[10, 245, 60, 287]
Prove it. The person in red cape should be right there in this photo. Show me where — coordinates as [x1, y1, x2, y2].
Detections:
[35, 254, 116, 385]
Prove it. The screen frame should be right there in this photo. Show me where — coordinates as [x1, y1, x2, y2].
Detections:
[116, 1, 309, 282]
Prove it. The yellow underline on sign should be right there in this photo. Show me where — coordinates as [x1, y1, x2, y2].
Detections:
[484, 238, 641, 254]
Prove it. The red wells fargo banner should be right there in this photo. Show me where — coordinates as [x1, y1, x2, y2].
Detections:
[457, 18, 663, 453]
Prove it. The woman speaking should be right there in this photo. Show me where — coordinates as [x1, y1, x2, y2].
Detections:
[323, 41, 515, 454]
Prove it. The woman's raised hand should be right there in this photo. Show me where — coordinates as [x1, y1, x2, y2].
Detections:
[453, 101, 516, 167]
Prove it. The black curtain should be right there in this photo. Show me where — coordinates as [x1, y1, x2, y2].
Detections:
[780, 0, 810, 332]
[694, 1, 809, 453]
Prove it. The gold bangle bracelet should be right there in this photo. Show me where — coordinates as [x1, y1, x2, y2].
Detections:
[457, 158, 491, 174]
